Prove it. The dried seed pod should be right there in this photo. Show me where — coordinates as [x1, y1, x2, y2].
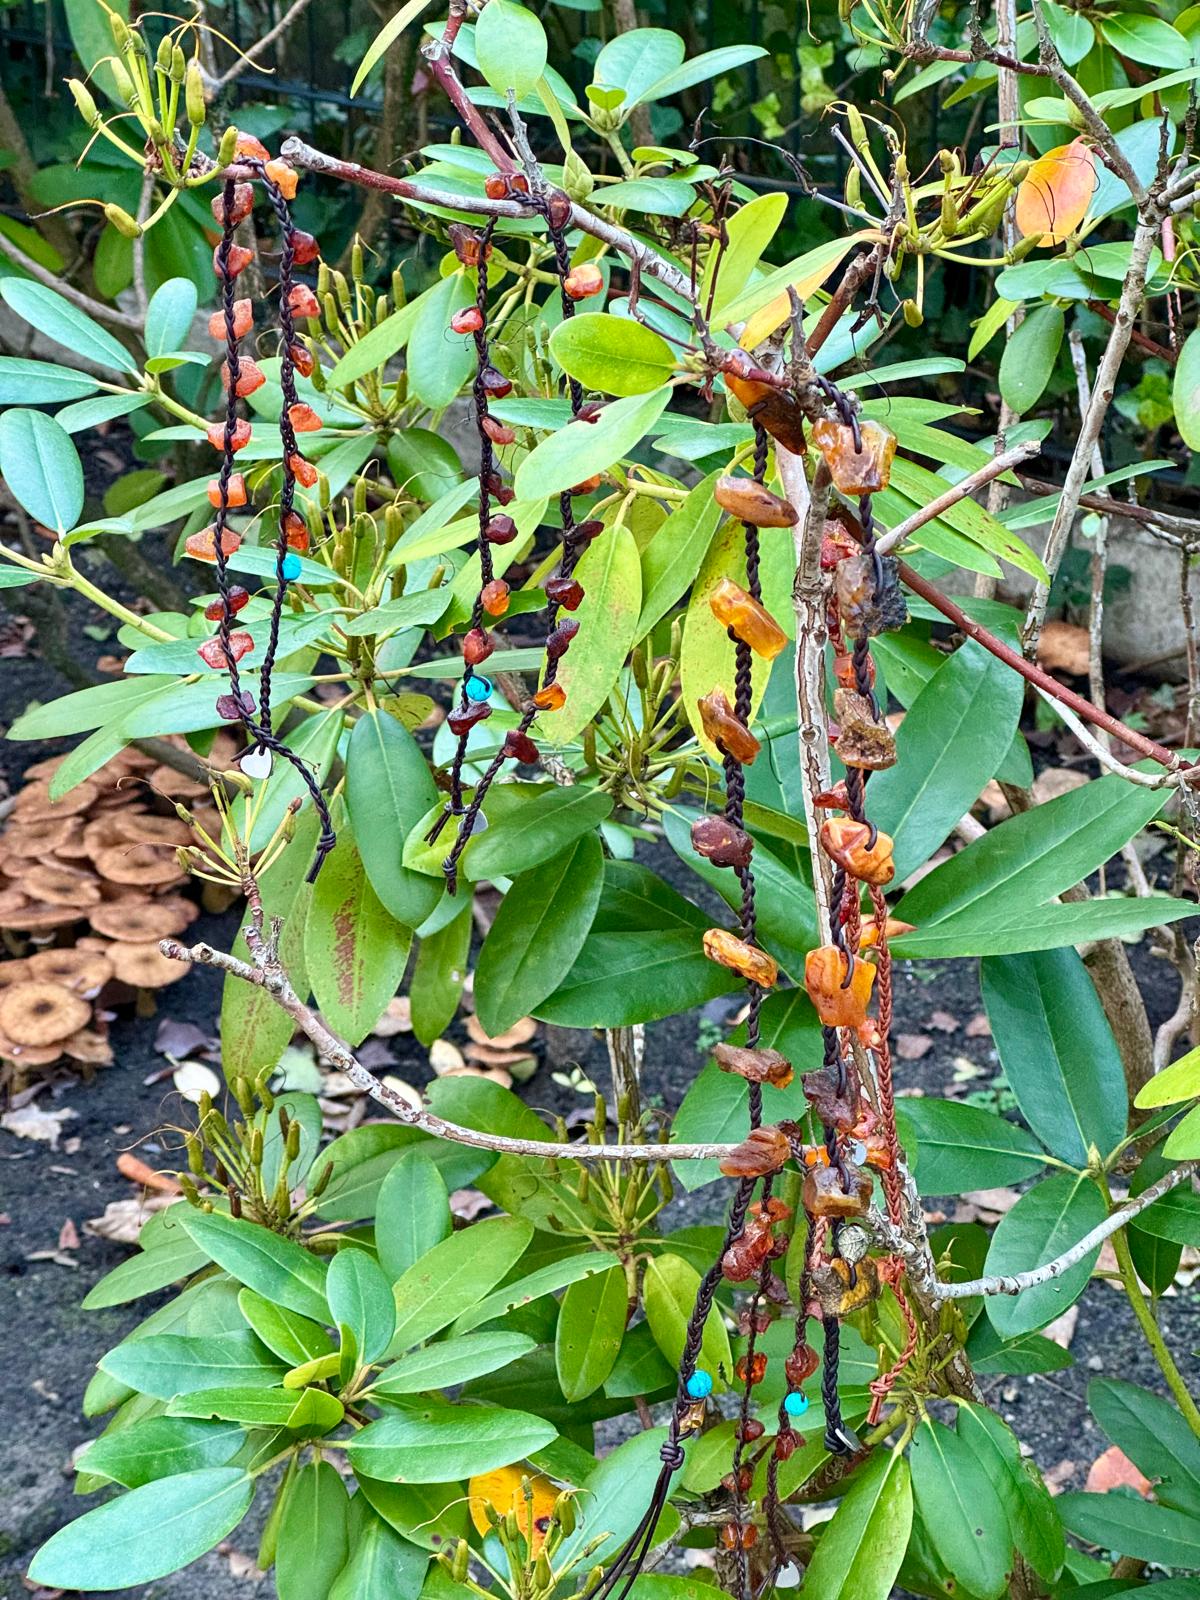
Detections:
[697, 689, 759, 764]
[802, 1161, 873, 1220]
[703, 929, 778, 988]
[718, 1124, 791, 1178]
[714, 475, 797, 528]
[197, 631, 253, 668]
[804, 946, 875, 1029]
[832, 688, 896, 771]
[708, 578, 787, 660]
[545, 576, 584, 610]
[811, 417, 896, 495]
[208, 300, 253, 341]
[691, 815, 753, 870]
[207, 473, 247, 509]
[713, 1041, 793, 1088]
[819, 817, 895, 887]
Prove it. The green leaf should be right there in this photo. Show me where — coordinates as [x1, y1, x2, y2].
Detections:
[705, 192, 788, 318]
[82, 1223, 211, 1309]
[1130, 1183, 1200, 1246]
[593, 28, 682, 101]
[955, 1403, 1064, 1581]
[870, 644, 1022, 881]
[967, 1318, 1074, 1375]
[1174, 327, 1200, 452]
[168, 1386, 345, 1431]
[712, 233, 860, 329]
[29, 1468, 253, 1591]
[99, 1330, 286, 1398]
[144, 278, 198, 358]
[537, 928, 731, 1026]
[375, 1150, 452, 1283]
[643, 1253, 732, 1390]
[984, 1173, 1108, 1338]
[407, 272, 477, 409]
[389, 1215, 534, 1351]
[981, 949, 1127, 1164]
[328, 1247, 396, 1364]
[305, 825, 413, 1046]
[0, 408, 83, 533]
[452, 1250, 622, 1336]
[461, 783, 614, 880]
[534, 523, 643, 742]
[277, 1462, 351, 1600]
[237, 1290, 334, 1367]
[514, 386, 673, 501]
[370, 1332, 536, 1395]
[1164, 1102, 1200, 1159]
[0, 355, 100, 404]
[910, 1418, 1012, 1598]
[804, 1448, 913, 1600]
[549, 314, 675, 397]
[0, 278, 138, 373]
[1058, 1491, 1200, 1566]
[1099, 13, 1187, 66]
[326, 298, 425, 391]
[888, 457, 1047, 581]
[78, 1418, 245, 1489]
[1136, 1044, 1200, 1107]
[999, 304, 1064, 415]
[386, 428, 464, 505]
[1087, 1377, 1200, 1515]
[632, 43, 767, 105]
[330, 1504, 429, 1600]
[351, 0, 437, 93]
[902, 1099, 1048, 1194]
[346, 709, 442, 930]
[411, 898, 473, 1044]
[348, 1402, 557, 1482]
[555, 1263, 627, 1401]
[475, 833, 604, 1036]
[555, 1427, 681, 1566]
[636, 469, 723, 639]
[475, 0, 547, 99]
[310, 1124, 490, 1220]
[179, 1209, 329, 1321]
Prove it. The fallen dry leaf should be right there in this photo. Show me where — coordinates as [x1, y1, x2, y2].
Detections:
[465, 1014, 538, 1049]
[1032, 768, 1089, 806]
[380, 1075, 422, 1110]
[1043, 1305, 1078, 1348]
[1043, 1459, 1076, 1495]
[959, 1186, 1021, 1222]
[1, 1105, 77, 1149]
[1037, 620, 1090, 677]
[173, 1059, 221, 1104]
[58, 1218, 80, 1251]
[965, 1013, 992, 1038]
[929, 1010, 959, 1033]
[441, 1064, 513, 1089]
[372, 996, 412, 1037]
[430, 1038, 466, 1076]
[1085, 1445, 1151, 1497]
[896, 1034, 933, 1061]
[450, 1188, 493, 1221]
[85, 1193, 179, 1247]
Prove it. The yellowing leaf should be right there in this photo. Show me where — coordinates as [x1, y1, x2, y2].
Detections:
[468, 1466, 560, 1553]
[722, 231, 878, 348]
[1015, 139, 1097, 246]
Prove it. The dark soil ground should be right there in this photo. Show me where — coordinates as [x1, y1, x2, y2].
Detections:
[2, 565, 1199, 1598]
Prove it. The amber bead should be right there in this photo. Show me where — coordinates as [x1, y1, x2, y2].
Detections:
[221, 358, 265, 397]
[697, 689, 759, 765]
[287, 284, 321, 320]
[503, 730, 539, 764]
[735, 1353, 768, 1386]
[802, 1162, 872, 1220]
[288, 403, 323, 433]
[204, 586, 250, 622]
[703, 929, 778, 988]
[264, 159, 298, 199]
[481, 416, 515, 446]
[480, 365, 513, 398]
[720, 1523, 758, 1552]
[545, 576, 584, 610]
[813, 1256, 880, 1316]
[449, 224, 491, 266]
[211, 183, 254, 227]
[724, 366, 776, 413]
[217, 689, 255, 721]
[197, 631, 253, 668]
[719, 1125, 791, 1179]
[451, 307, 484, 335]
[481, 579, 510, 616]
[571, 475, 602, 495]
[575, 401, 605, 424]
[859, 917, 914, 950]
[207, 418, 252, 453]
[722, 1465, 754, 1495]
[832, 688, 896, 771]
[185, 526, 241, 563]
[804, 946, 875, 1029]
[289, 343, 315, 379]
[708, 578, 787, 660]
[691, 815, 753, 870]
[574, 518, 604, 541]
[546, 619, 578, 660]
[235, 133, 271, 161]
[288, 454, 319, 488]
[813, 781, 851, 811]
[811, 417, 895, 496]
[214, 243, 254, 281]
[713, 475, 797, 528]
[207, 473, 247, 509]
[463, 627, 494, 666]
[713, 1042, 792, 1088]
[819, 818, 895, 887]
[533, 682, 566, 711]
[785, 1344, 820, 1387]
[564, 263, 604, 301]
[833, 551, 907, 638]
[739, 1418, 766, 1444]
[485, 173, 529, 200]
[801, 1066, 861, 1132]
[750, 390, 809, 456]
[291, 230, 320, 266]
[486, 514, 517, 545]
[545, 189, 572, 229]
[774, 1428, 800, 1460]
[833, 650, 873, 691]
[282, 510, 309, 551]
[209, 300, 252, 343]
[448, 700, 493, 736]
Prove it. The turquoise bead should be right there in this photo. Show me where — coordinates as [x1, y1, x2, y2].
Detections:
[464, 674, 493, 703]
[783, 1390, 809, 1418]
[281, 552, 302, 581]
[685, 1370, 713, 1400]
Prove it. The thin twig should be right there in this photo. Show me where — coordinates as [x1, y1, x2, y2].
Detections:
[874, 441, 1041, 555]
[0, 230, 142, 331]
[211, 0, 317, 89]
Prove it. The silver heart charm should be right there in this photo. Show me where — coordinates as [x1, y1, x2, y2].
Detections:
[240, 746, 273, 780]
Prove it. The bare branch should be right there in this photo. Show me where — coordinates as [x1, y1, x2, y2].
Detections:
[874, 441, 1042, 556]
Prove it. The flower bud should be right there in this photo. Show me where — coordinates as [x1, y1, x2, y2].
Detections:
[104, 204, 142, 239]
[185, 58, 206, 126]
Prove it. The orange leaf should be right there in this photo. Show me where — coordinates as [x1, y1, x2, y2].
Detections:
[1084, 1445, 1152, 1497]
[468, 1466, 560, 1554]
[1015, 139, 1097, 246]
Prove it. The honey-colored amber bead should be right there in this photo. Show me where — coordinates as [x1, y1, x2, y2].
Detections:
[264, 159, 299, 199]
[713, 1042, 793, 1088]
[463, 627, 493, 666]
[819, 818, 895, 887]
[720, 1522, 758, 1551]
[833, 688, 896, 771]
[718, 1124, 791, 1179]
[735, 1353, 768, 1386]
[185, 526, 241, 563]
[811, 417, 896, 496]
[221, 358, 265, 397]
[481, 580, 510, 616]
[726, 368, 809, 455]
[211, 183, 254, 227]
[207, 419, 252, 453]
[714, 475, 797, 528]
[214, 244, 253, 281]
[288, 402, 322, 432]
[859, 917, 915, 950]
[287, 285, 321, 320]
[708, 577, 787, 661]
[282, 510, 309, 552]
[804, 946, 875, 1028]
[802, 1162, 873, 1220]
[288, 454, 319, 488]
[207, 473, 247, 509]
[697, 689, 760, 764]
[533, 682, 566, 711]
[703, 928, 778, 988]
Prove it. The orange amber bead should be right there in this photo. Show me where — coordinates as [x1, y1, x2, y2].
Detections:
[811, 417, 896, 496]
[564, 263, 604, 301]
[221, 358, 265, 397]
[214, 244, 254, 281]
[713, 1042, 793, 1088]
[207, 419, 252, 453]
[211, 183, 254, 227]
[185, 526, 241, 563]
[209, 300, 253, 342]
[713, 475, 797, 528]
[819, 818, 895, 887]
[708, 577, 787, 661]
[802, 1162, 872, 1220]
[288, 403, 322, 433]
[735, 1353, 768, 1385]
[718, 1124, 791, 1178]
[720, 1523, 759, 1551]
[282, 511, 309, 552]
[785, 1344, 820, 1386]
[235, 133, 271, 161]
[207, 473, 247, 509]
[533, 682, 566, 711]
[803, 945, 875, 1028]
[697, 689, 759, 764]
[264, 159, 299, 199]
[287, 285, 321, 320]
[197, 630, 253, 668]
[859, 917, 915, 950]
[481, 579, 510, 616]
[703, 928, 778, 988]
[288, 454, 319, 488]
